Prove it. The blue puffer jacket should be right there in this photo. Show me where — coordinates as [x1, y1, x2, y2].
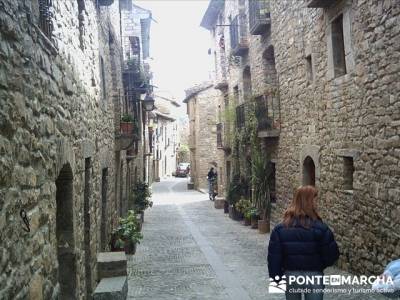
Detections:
[267, 218, 340, 278]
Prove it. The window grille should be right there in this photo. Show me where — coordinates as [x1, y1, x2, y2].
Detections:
[38, 0, 53, 38]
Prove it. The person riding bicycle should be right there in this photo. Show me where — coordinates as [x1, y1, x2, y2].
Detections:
[207, 167, 218, 201]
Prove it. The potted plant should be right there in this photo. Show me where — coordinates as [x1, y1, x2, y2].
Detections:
[235, 198, 251, 223]
[227, 177, 241, 220]
[132, 181, 153, 222]
[121, 113, 135, 134]
[110, 210, 143, 254]
[248, 208, 259, 229]
[243, 208, 253, 226]
[252, 152, 273, 234]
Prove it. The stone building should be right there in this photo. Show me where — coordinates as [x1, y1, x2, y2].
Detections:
[183, 82, 221, 193]
[120, 2, 154, 186]
[0, 0, 153, 298]
[201, 0, 400, 276]
[151, 106, 178, 180]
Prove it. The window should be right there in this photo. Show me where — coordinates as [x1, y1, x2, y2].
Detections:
[331, 14, 346, 77]
[77, 0, 85, 50]
[343, 157, 354, 190]
[38, 0, 53, 38]
[306, 54, 313, 83]
[100, 56, 106, 101]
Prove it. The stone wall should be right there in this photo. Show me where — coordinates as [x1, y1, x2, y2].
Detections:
[203, 0, 400, 276]
[269, 0, 400, 274]
[0, 0, 129, 298]
[185, 84, 220, 191]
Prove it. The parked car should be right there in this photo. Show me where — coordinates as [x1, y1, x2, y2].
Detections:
[175, 163, 190, 177]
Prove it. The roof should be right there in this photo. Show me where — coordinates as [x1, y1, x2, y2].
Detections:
[155, 111, 175, 122]
[155, 95, 181, 107]
[182, 82, 213, 103]
[200, 0, 224, 30]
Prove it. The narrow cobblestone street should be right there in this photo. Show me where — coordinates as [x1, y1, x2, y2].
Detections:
[127, 179, 387, 300]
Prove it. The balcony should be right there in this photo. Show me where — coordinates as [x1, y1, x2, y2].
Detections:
[223, 123, 232, 153]
[255, 95, 280, 138]
[249, 0, 271, 35]
[98, 0, 114, 6]
[236, 104, 246, 129]
[306, 0, 337, 8]
[230, 15, 249, 57]
[115, 93, 141, 151]
[115, 122, 140, 151]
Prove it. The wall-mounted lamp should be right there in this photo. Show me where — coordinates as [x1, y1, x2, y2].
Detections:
[142, 94, 155, 112]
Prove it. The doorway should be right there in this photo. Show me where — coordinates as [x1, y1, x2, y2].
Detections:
[303, 156, 316, 186]
[56, 163, 77, 299]
[101, 168, 108, 250]
[83, 158, 92, 298]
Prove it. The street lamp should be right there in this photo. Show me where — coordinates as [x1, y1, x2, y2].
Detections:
[142, 94, 155, 112]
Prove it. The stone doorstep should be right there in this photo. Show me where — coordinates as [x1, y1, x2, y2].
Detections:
[214, 197, 225, 209]
[97, 252, 127, 280]
[93, 276, 128, 300]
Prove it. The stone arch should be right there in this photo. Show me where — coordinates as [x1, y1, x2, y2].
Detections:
[303, 156, 316, 186]
[56, 163, 77, 299]
[262, 45, 277, 85]
[299, 145, 320, 186]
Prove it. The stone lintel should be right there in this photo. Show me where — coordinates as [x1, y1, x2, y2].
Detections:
[257, 129, 280, 138]
[335, 149, 360, 159]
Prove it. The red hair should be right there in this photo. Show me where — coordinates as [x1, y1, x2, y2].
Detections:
[283, 185, 321, 228]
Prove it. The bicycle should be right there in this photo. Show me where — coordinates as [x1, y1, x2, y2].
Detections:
[208, 177, 218, 201]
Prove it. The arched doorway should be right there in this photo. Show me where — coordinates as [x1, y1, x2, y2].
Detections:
[56, 163, 77, 299]
[303, 156, 316, 186]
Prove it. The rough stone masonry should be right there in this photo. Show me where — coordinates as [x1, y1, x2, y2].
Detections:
[0, 0, 132, 298]
[201, 0, 400, 277]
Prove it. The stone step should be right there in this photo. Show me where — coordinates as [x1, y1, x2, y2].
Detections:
[93, 276, 128, 300]
[97, 252, 127, 280]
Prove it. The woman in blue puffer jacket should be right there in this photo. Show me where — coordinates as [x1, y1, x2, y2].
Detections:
[267, 185, 340, 300]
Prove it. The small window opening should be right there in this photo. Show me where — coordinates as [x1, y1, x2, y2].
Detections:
[331, 14, 347, 78]
[38, 0, 54, 38]
[343, 157, 354, 190]
[306, 55, 313, 83]
[77, 0, 85, 50]
[100, 56, 106, 101]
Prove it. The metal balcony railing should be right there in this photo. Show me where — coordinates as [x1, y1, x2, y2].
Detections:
[255, 95, 280, 138]
[230, 15, 249, 56]
[249, 0, 271, 35]
[255, 95, 272, 130]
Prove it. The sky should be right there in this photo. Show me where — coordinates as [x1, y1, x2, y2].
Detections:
[135, 0, 213, 106]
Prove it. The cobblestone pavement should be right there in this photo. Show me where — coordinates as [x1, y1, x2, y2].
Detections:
[127, 178, 388, 300]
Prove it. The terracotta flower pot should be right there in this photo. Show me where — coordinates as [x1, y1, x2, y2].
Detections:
[258, 219, 270, 234]
[223, 201, 229, 214]
[233, 209, 243, 221]
[124, 240, 137, 255]
[251, 215, 259, 229]
[228, 205, 234, 219]
[121, 122, 134, 134]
